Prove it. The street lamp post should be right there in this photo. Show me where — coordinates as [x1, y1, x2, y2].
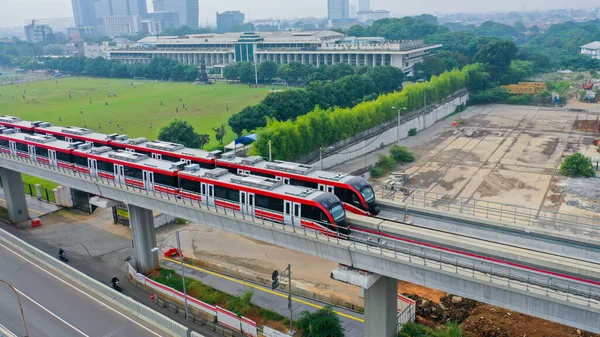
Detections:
[0, 279, 29, 337]
[391, 106, 407, 144]
[151, 230, 191, 337]
[319, 146, 333, 170]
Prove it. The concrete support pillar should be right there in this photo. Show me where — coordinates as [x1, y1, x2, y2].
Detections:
[364, 275, 397, 337]
[0, 168, 29, 223]
[128, 204, 159, 274]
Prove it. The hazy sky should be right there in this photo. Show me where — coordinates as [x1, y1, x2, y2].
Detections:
[2, 0, 598, 27]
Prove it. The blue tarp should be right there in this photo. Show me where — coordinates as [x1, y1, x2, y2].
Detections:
[234, 133, 258, 145]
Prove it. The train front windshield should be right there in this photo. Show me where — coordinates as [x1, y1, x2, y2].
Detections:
[329, 203, 346, 223]
[360, 186, 375, 204]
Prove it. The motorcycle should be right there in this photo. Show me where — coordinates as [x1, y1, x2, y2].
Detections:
[58, 250, 68, 263]
[110, 278, 121, 292]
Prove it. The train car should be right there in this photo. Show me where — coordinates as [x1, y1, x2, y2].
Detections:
[0, 116, 45, 134]
[72, 144, 183, 194]
[35, 124, 117, 147]
[179, 165, 348, 234]
[216, 155, 379, 216]
[0, 129, 79, 169]
[110, 136, 220, 168]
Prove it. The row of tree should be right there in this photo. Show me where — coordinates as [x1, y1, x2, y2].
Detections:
[222, 61, 384, 85]
[228, 64, 404, 136]
[248, 65, 474, 161]
[25, 56, 200, 82]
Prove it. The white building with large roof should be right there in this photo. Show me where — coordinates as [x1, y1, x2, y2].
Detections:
[581, 41, 600, 59]
[107, 30, 442, 74]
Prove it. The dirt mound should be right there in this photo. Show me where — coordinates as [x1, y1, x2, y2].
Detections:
[462, 304, 600, 337]
[402, 293, 478, 324]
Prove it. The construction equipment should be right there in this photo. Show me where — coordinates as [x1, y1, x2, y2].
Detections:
[502, 82, 547, 95]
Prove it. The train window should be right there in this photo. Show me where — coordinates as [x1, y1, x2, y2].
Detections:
[16, 143, 28, 152]
[56, 151, 71, 162]
[180, 178, 200, 193]
[294, 204, 299, 217]
[97, 160, 114, 173]
[227, 189, 240, 202]
[154, 173, 177, 187]
[214, 185, 227, 199]
[270, 197, 283, 211]
[255, 195, 269, 209]
[124, 166, 143, 179]
[0, 139, 9, 148]
[352, 193, 360, 204]
[285, 202, 290, 214]
[73, 155, 87, 166]
[35, 147, 49, 157]
[201, 184, 206, 195]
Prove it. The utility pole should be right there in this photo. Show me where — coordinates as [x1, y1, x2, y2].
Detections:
[272, 264, 294, 335]
[176, 231, 191, 337]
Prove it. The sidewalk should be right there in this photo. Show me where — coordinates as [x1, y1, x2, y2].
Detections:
[161, 258, 365, 337]
[0, 186, 61, 217]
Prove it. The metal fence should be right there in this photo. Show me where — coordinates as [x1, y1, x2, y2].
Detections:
[375, 186, 600, 235]
[1, 150, 599, 310]
[0, 177, 55, 204]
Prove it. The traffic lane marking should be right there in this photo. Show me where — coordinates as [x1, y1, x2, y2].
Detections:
[13, 286, 91, 336]
[0, 197, 44, 215]
[162, 257, 364, 323]
[0, 241, 164, 337]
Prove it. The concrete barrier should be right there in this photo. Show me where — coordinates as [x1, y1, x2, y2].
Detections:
[0, 228, 193, 337]
[0, 323, 18, 337]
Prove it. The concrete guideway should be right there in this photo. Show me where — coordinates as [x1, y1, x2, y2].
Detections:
[0, 241, 166, 337]
[377, 200, 600, 263]
[1, 151, 600, 333]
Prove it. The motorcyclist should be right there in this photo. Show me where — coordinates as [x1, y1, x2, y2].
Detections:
[58, 248, 65, 258]
[110, 276, 120, 288]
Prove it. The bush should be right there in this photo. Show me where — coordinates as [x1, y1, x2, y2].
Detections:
[408, 128, 418, 137]
[370, 166, 383, 178]
[559, 153, 596, 177]
[377, 154, 397, 171]
[390, 146, 416, 163]
[297, 306, 344, 337]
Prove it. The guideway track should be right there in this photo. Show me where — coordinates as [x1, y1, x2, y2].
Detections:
[0, 150, 599, 332]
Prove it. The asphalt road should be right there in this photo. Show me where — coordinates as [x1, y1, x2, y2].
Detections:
[0, 243, 165, 337]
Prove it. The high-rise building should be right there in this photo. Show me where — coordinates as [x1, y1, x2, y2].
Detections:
[148, 11, 180, 34]
[24, 20, 53, 43]
[68, 26, 96, 38]
[72, 0, 97, 27]
[92, 0, 148, 35]
[350, 5, 357, 19]
[216, 11, 245, 32]
[358, 0, 370, 12]
[158, 0, 199, 28]
[327, 0, 349, 21]
[103, 15, 142, 37]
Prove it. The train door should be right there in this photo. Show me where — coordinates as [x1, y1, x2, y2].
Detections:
[48, 150, 57, 166]
[151, 153, 162, 160]
[327, 186, 334, 193]
[293, 203, 301, 226]
[87, 158, 98, 176]
[202, 183, 214, 205]
[27, 145, 35, 160]
[317, 184, 325, 192]
[9, 141, 17, 156]
[114, 164, 125, 183]
[239, 191, 255, 215]
[143, 170, 155, 190]
[283, 201, 292, 224]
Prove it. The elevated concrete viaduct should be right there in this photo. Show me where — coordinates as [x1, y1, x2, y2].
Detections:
[0, 153, 598, 335]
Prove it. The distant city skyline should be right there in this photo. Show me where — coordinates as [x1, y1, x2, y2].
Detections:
[0, 0, 598, 27]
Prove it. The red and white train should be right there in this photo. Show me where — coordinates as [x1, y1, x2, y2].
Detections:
[0, 115, 377, 216]
[0, 129, 347, 233]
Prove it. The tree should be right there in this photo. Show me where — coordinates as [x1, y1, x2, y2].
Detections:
[238, 62, 255, 83]
[325, 63, 355, 81]
[228, 103, 273, 136]
[412, 56, 447, 80]
[365, 66, 404, 93]
[559, 153, 596, 177]
[474, 40, 518, 80]
[212, 124, 227, 145]
[158, 121, 203, 148]
[277, 62, 311, 84]
[258, 60, 278, 81]
[390, 146, 415, 163]
[223, 63, 240, 80]
[296, 306, 344, 337]
[198, 134, 210, 149]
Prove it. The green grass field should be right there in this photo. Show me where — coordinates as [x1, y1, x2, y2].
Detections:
[0, 77, 271, 149]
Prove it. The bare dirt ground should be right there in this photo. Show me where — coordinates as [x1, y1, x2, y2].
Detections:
[394, 104, 600, 224]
